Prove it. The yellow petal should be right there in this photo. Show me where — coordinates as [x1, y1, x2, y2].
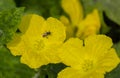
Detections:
[6, 34, 26, 56]
[76, 9, 100, 39]
[21, 49, 49, 68]
[58, 38, 84, 67]
[39, 17, 66, 43]
[20, 39, 49, 68]
[60, 15, 74, 39]
[7, 14, 45, 56]
[58, 67, 105, 78]
[58, 67, 104, 78]
[43, 43, 62, 63]
[97, 48, 120, 73]
[61, 0, 83, 26]
[21, 43, 62, 68]
[84, 9, 100, 28]
[19, 14, 45, 36]
[58, 67, 81, 78]
[84, 35, 113, 58]
[88, 72, 104, 78]
[18, 14, 32, 33]
[60, 15, 70, 26]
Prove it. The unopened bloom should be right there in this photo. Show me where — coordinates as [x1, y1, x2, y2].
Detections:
[58, 35, 120, 78]
[7, 14, 66, 68]
[76, 10, 100, 39]
[60, 0, 100, 39]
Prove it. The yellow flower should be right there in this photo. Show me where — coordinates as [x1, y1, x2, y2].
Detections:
[76, 10, 101, 39]
[60, 0, 100, 39]
[58, 35, 120, 78]
[61, 0, 83, 26]
[7, 14, 66, 68]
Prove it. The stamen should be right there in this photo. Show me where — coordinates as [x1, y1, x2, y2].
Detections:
[82, 60, 93, 72]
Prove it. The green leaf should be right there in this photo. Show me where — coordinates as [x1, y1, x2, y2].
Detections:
[0, 45, 35, 78]
[0, 0, 16, 10]
[0, 8, 24, 44]
[104, 42, 120, 78]
[81, 0, 120, 33]
[15, 0, 63, 18]
[113, 41, 120, 57]
[102, 0, 120, 26]
[82, 0, 120, 24]
[36, 63, 66, 78]
[105, 64, 120, 78]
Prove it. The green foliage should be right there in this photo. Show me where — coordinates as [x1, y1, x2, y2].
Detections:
[0, 45, 35, 78]
[105, 64, 120, 78]
[0, 8, 24, 44]
[0, 0, 16, 10]
[81, 0, 120, 25]
[81, 0, 120, 33]
[15, 0, 63, 18]
[36, 63, 66, 78]
[114, 41, 120, 58]
[104, 39, 120, 78]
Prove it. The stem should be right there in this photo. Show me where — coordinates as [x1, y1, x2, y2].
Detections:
[32, 68, 47, 78]
[32, 70, 40, 78]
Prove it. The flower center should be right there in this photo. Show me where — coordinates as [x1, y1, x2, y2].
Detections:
[34, 40, 45, 51]
[81, 60, 93, 72]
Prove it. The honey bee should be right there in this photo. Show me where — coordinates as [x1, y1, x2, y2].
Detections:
[42, 31, 51, 38]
